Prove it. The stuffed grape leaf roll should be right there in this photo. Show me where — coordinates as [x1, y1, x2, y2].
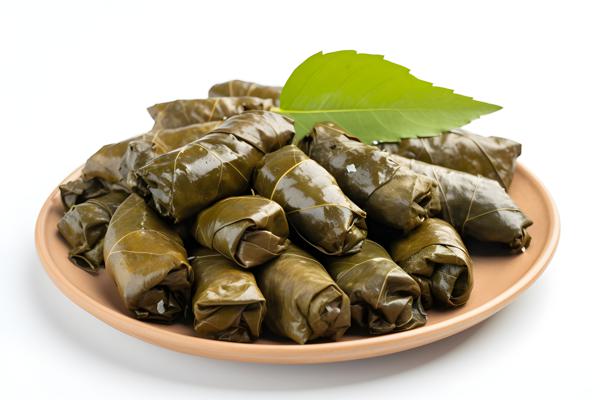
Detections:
[148, 97, 273, 130]
[104, 194, 193, 322]
[378, 129, 521, 189]
[255, 244, 351, 344]
[189, 248, 267, 342]
[119, 121, 222, 189]
[192, 196, 289, 268]
[134, 110, 294, 222]
[388, 218, 474, 309]
[253, 144, 367, 255]
[389, 155, 532, 251]
[208, 80, 282, 106]
[81, 133, 148, 190]
[59, 177, 112, 210]
[322, 240, 426, 335]
[298, 122, 440, 233]
[57, 191, 127, 273]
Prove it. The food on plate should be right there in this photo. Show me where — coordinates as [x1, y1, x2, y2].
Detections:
[377, 129, 521, 189]
[209, 80, 282, 106]
[298, 122, 440, 233]
[57, 191, 127, 273]
[322, 239, 426, 334]
[255, 244, 351, 344]
[253, 144, 367, 255]
[103, 194, 193, 322]
[59, 177, 112, 210]
[119, 121, 222, 189]
[189, 248, 267, 342]
[148, 97, 273, 130]
[388, 218, 474, 309]
[391, 155, 532, 251]
[192, 196, 289, 268]
[134, 110, 294, 222]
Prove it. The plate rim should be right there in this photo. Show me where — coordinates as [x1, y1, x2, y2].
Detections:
[35, 163, 560, 364]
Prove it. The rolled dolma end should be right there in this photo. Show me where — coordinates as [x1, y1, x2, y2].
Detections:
[59, 177, 111, 210]
[104, 194, 193, 322]
[378, 129, 522, 189]
[208, 80, 282, 106]
[388, 218, 474, 309]
[298, 122, 440, 233]
[57, 191, 127, 273]
[253, 144, 367, 256]
[193, 196, 289, 268]
[255, 244, 351, 344]
[323, 240, 426, 335]
[81, 134, 147, 187]
[148, 97, 274, 130]
[190, 248, 267, 342]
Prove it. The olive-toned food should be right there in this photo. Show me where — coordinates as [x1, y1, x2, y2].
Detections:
[378, 129, 521, 189]
[298, 122, 440, 233]
[57, 191, 127, 273]
[193, 196, 289, 268]
[134, 111, 295, 222]
[255, 244, 351, 344]
[104, 194, 193, 322]
[253, 144, 367, 255]
[322, 240, 426, 334]
[59, 177, 111, 210]
[209, 80, 282, 106]
[119, 121, 222, 189]
[81, 134, 147, 189]
[390, 155, 532, 251]
[388, 218, 474, 309]
[190, 248, 267, 342]
[148, 97, 273, 130]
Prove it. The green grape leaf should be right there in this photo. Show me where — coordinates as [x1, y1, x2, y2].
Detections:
[277, 50, 502, 142]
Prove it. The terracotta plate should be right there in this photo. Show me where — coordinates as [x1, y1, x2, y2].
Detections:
[35, 164, 559, 364]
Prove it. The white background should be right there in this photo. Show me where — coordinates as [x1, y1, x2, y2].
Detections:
[1, 0, 598, 398]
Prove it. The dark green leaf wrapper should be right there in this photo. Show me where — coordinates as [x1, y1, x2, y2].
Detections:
[81, 134, 147, 189]
[193, 196, 289, 268]
[59, 177, 112, 210]
[255, 244, 351, 344]
[148, 97, 273, 130]
[119, 121, 223, 189]
[134, 111, 295, 222]
[104, 194, 193, 322]
[298, 122, 440, 233]
[190, 248, 267, 342]
[253, 144, 367, 255]
[322, 240, 426, 334]
[378, 129, 521, 189]
[57, 191, 127, 273]
[390, 155, 532, 251]
[209, 80, 282, 106]
[388, 218, 474, 309]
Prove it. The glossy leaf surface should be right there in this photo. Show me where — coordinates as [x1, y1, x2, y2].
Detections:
[298, 122, 439, 233]
[322, 240, 426, 334]
[193, 196, 289, 268]
[253, 144, 367, 255]
[388, 218, 473, 309]
[255, 244, 351, 344]
[209, 80, 282, 106]
[104, 194, 193, 322]
[378, 129, 521, 189]
[190, 248, 266, 342]
[134, 111, 295, 222]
